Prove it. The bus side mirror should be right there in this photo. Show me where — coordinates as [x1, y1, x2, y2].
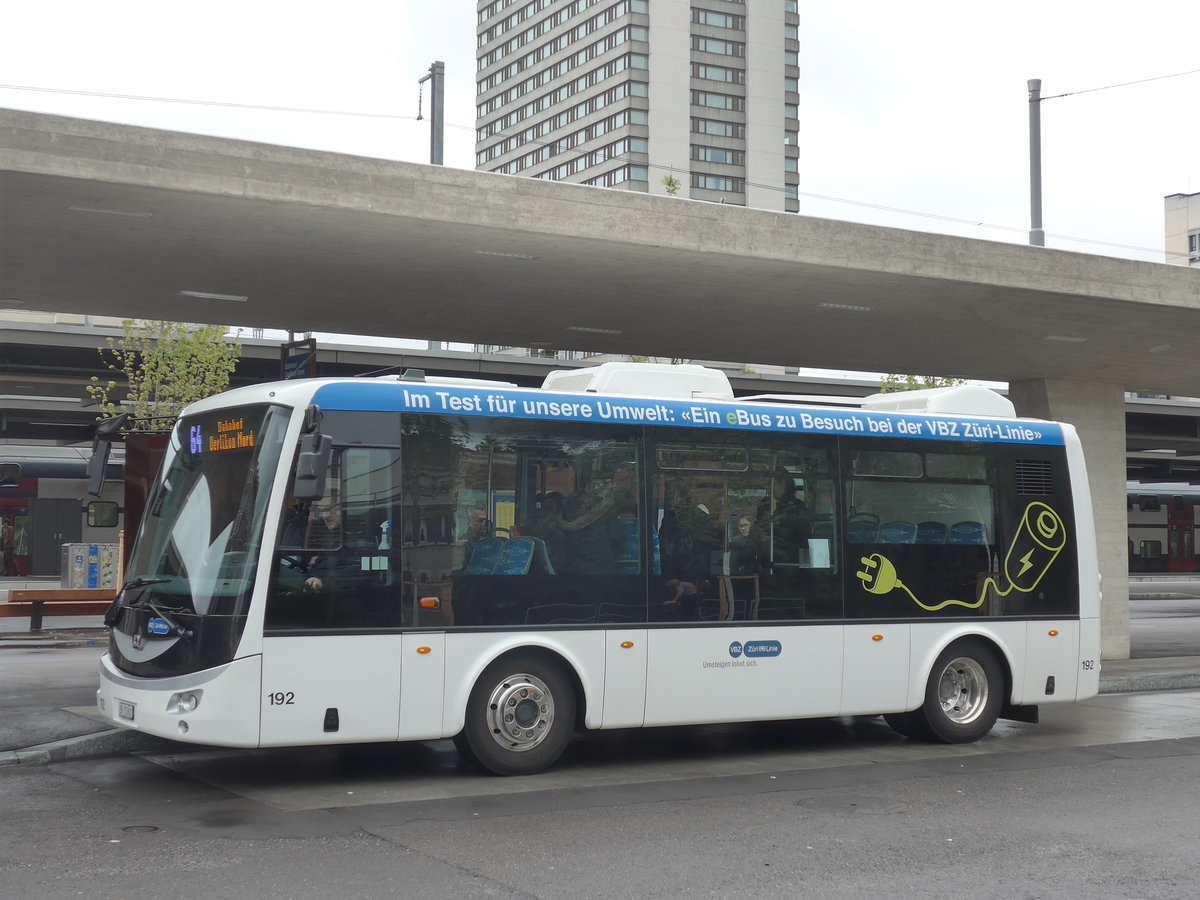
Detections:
[293, 433, 333, 500]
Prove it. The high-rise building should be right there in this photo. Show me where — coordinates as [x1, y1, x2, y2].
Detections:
[1164, 192, 1200, 266]
[475, 0, 800, 212]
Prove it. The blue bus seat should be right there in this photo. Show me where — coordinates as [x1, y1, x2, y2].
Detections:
[947, 521, 987, 545]
[846, 518, 879, 543]
[492, 536, 536, 575]
[878, 521, 916, 544]
[526, 536, 556, 575]
[464, 536, 505, 574]
[915, 521, 948, 544]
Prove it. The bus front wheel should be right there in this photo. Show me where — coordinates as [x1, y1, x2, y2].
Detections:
[906, 641, 1003, 743]
[457, 653, 576, 776]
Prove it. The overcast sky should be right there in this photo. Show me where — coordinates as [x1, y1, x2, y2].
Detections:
[3, 0, 1197, 267]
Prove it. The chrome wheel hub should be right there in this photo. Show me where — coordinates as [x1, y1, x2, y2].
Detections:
[937, 656, 988, 725]
[485, 673, 555, 752]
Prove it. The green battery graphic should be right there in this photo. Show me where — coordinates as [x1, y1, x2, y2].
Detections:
[1000, 501, 1065, 594]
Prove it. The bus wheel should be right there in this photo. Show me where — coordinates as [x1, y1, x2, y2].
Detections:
[910, 642, 1003, 743]
[459, 654, 576, 776]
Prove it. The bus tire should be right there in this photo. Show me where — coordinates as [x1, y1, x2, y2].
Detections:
[458, 653, 576, 776]
[910, 641, 1003, 743]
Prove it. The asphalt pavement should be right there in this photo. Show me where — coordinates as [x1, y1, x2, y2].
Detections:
[3, 595, 1200, 767]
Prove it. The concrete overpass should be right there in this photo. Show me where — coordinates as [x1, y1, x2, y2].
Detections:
[7, 108, 1200, 658]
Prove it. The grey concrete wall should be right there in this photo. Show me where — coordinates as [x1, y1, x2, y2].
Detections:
[647, 0, 691, 196]
[744, 1, 785, 211]
[1010, 379, 1130, 659]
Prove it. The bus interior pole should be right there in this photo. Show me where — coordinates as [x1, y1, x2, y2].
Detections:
[1028, 78, 1045, 247]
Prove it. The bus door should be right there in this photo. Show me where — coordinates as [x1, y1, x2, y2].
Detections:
[262, 445, 413, 745]
[1167, 499, 1195, 572]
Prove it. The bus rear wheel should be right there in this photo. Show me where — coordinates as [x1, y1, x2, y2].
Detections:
[906, 641, 1003, 743]
[457, 653, 576, 776]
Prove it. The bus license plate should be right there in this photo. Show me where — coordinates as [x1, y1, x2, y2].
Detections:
[117, 700, 135, 722]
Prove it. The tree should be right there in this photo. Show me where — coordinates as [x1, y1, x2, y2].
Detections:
[878, 373, 966, 393]
[661, 173, 681, 196]
[85, 319, 242, 430]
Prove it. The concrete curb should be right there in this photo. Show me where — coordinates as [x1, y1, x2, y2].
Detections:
[1099, 673, 1200, 695]
[0, 728, 179, 767]
[0, 639, 106, 651]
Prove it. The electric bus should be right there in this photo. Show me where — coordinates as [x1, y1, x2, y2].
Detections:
[97, 363, 1100, 775]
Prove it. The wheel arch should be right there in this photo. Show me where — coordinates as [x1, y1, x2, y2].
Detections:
[907, 629, 1016, 713]
[443, 638, 593, 737]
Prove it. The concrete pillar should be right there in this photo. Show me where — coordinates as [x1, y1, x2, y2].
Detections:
[1009, 379, 1129, 659]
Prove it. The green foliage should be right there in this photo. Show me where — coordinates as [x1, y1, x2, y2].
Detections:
[879, 373, 966, 394]
[626, 355, 691, 365]
[86, 320, 242, 430]
[661, 173, 681, 196]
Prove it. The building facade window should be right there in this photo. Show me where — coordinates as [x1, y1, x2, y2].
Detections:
[693, 63, 745, 84]
[691, 8, 745, 29]
[692, 36, 746, 56]
[692, 117, 746, 138]
[691, 145, 746, 165]
[693, 90, 745, 111]
[691, 173, 746, 193]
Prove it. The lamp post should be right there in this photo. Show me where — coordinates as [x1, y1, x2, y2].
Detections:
[1028, 78, 1045, 247]
[418, 61, 445, 166]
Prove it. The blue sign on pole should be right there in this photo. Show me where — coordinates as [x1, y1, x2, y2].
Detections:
[281, 339, 317, 380]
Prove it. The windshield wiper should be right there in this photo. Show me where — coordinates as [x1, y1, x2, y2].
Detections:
[103, 576, 171, 628]
[135, 596, 194, 640]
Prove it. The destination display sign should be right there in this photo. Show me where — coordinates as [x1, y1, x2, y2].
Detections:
[184, 411, 260, 456]
[311, 382, 1064, 446]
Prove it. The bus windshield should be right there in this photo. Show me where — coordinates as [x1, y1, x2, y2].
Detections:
[124, 403, 291, 618]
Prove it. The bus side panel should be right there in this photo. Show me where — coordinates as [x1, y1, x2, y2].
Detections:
[399, 633, 446, 741]
[839, 624, 910, 716]
[441, 631, 607, 737]
[1021, 620, 1080, 704]
[601, 629, 648, 729]
[1077, 616, 1101, 700]
[259, 635, 402, 746]
[1062, 424, 1101, 621]
[97, 652, 262, 748]
[908, 622, 1026, 710]
[643, 625, 842, 727]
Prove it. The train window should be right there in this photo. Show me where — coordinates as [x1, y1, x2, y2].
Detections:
[87, 501, 119, 528]
[1138, 495, 1161, 512]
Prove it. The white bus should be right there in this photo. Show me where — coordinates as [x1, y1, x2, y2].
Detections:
[97, 363, 1100, 775]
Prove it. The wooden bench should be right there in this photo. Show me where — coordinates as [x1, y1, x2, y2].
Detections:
[0, 589, 117, 631]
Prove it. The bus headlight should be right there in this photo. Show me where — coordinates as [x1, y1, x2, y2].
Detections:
[169, 691, 201, 714]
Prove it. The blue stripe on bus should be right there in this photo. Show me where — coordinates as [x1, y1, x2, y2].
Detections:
[311, 382, 1065, 445]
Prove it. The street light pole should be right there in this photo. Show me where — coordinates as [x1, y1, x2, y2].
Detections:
[418, 61, 445, 166]
[1028, 78, 1045, 247]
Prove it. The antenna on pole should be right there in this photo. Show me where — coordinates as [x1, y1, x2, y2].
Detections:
[418, 61, 445, 165]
